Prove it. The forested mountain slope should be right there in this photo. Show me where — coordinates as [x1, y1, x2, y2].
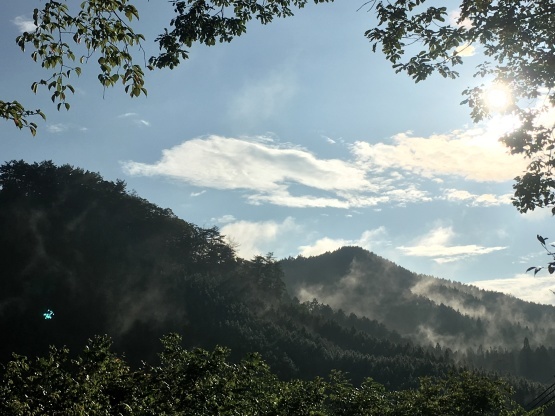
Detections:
[0, 161, 450, 387]
[0, 160, 547, 405]
[280, 247, 555, 352]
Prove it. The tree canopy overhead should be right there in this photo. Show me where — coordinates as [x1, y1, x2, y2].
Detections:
[2, 0, 331, 135]
[366, 0, 555, 214]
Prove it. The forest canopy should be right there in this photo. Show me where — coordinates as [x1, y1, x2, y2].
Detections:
[0, 333, 541, 416]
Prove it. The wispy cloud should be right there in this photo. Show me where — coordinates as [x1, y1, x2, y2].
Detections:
[299, 227, 388, 257]
[46, 123, 87, 134]
[135, 119, 150, 127]
[190, 190, 206, 197]
[229, 69, 297, 125]
[472, 274, 555, 305]
[449, 9, 472, 29]
[397, 226, 506, 263]
[441, 188, 513, 207]
[211, 214, 236, 224]
[352, 121, 527, 182]
[123, 117, 525, 209]
[12, 16, 36, 33]
[117, 112, 150, 127]
[220, 217, 299, 259]
[448, 9, 475, 56]
[47, 124, 69, 134]
[123, 135, 387, 209]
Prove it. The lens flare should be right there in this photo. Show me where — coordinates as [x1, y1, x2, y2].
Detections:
[43, 309, 54, 320]
[484, 83, 512, 112]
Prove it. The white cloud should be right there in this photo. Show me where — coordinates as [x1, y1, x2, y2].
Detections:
[123, 120, 528, 210]
[135, 119, 151, 127]
[47, 123, 69, 134]
[352, 118, 527, 182]
[211, 214, 236, 224]
[397, 226, 506, 263]
[442, 188, 513, 207]
[455, 43, 476, 57]
[472, 274, 555, 305]
[229, 69, 297, 124]
[190, 190, 206, 197]
[247, 192, 351, 208]
[12, 16, 36, 33]
[117, 112, 149, 127]
[449, 9, 472, 29]
[299, 227, 387, 257]
[46, 123, 87, 134]
[123, 135, 390, 209]
[448, 11, 475, 56]
[520, 208, 554, 222]
[220, 217, 299, 259]
[118, 112, 138, 118]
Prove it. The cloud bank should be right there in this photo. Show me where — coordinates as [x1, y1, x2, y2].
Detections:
[123, 121, 523, 209]
[441, 188, 513, 207]
[220, 217, 299, 259]
[397, 226, 506, 263]
[123, 135, 388, 209]
[351, 125, 526, 182]
[299, 227, 388, 257]
[472, 274, 555, 306]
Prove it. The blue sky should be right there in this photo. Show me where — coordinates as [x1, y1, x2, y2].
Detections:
[2, 0, 555, 305]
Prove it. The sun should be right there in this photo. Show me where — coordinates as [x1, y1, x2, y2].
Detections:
[483, 83, 512, 112]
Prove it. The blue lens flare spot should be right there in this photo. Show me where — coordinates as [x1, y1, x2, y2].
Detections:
[43, 309, 54, 320]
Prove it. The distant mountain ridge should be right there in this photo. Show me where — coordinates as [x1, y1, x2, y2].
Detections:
[280, 246, 555, 352]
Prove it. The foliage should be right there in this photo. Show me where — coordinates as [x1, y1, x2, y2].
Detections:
[0, 336, 133, 415]
[0, 160, 550, 409]
[3, 0, 332, 134]
[525, 235, 555, 276]
[4, 0, 555, 225]
[366, 0, 555, 213]
[0, 334, 540, 415]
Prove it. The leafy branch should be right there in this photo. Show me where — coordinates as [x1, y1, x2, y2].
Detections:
[5, 0, 147, 134]
[526, 234, 555, 276]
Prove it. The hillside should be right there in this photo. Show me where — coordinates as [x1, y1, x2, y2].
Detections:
[280, 247, 555, 351]
[280, 247, 555, 382]
[0, 161, 449, 385]
[0, 160, 548, 407]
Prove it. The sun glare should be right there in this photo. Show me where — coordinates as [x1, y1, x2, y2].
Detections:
[483, 83, 512, 112]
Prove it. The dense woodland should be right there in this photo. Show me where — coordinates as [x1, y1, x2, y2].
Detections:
[1, 160, 554, 413]
[281, 248, 555, 384]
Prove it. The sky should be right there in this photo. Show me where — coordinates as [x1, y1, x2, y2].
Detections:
[2, 0, 555, 305]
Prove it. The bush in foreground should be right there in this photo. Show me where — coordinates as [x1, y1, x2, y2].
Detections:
[0, 334, 544, 415]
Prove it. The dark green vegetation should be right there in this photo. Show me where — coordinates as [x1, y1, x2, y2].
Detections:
[1, 334, 541, 415]
[0, 160, 553, 413]
[281, 248, 555, 383]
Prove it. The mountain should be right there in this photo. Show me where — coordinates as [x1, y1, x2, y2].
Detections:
[0, 160, 547, 406]
[0, 161, 447, 382]
[280, 247, 555, 382]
